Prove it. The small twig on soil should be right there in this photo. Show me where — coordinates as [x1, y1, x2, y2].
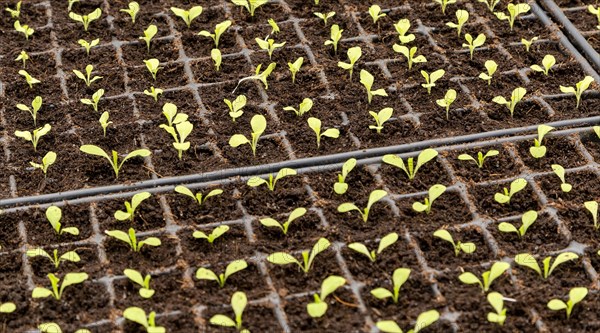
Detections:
[333, 295, 359, 308]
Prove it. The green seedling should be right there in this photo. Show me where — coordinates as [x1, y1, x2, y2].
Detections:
[495, 3, 531, 31]
[594, 126, 600, 139]
[338, 189, 388, 223]
[334, 158, 357, 195]
[15, 124, 51, 152]
[73, 64, 102, 87]
[17, 95, 42, 126]
[360, 69, 388, 103]
[233, 63, 277, 92]
[268, 18, 279, 34]
[80, 88, 104, 112]
[551, 164, 572, 192]
[369, 107, 393, 134]
[196, 259, 248, 288]
[14, 21, 34, 40]
[494, 178, 527, 204]
[376, 310, 440, 333]
[382, 148, 438, 181]
[32, 272, 88, 300]
[139, 25, 157, 52]
[463, 33, 486, 60]
[459, 261, 510, 292]
[413, 184, 446, 214]
[394, 19, 415, 44]
[393, 45, 427, 70]
[123, 307, 166, 333]
[288, 57, 303, 83]
[232, 0, 269, 17]
[193, 225, 230, 244]
[436, 89, 457, 120]
[487, 292, 507, 326]
[584, 201, 598, 229]
[209, 291, 249, 332]
[458, 150, 499, 168]
[67, 0, 79, 12]
[446, 9, 469, 37]
[434, 0, 457, 14]
[284, 98, 313, 117]
[38, 323, 90, 333]
[307, 276, 346, 318]
[421, 69, 445, 94]
[199, 20, 232, 49]
[19, 70, 40, 88]
[99, 111, 112, 137]
[370, 268, 411, 303]
[165, 119, 193, 159]
[26, 248, 80, 269]
[120, 2, 140, 23]
[369, 5, 386, 24]
[170, 6, 203, 28]
[114, 192, 151, 222]
[30, 151, 57, 177]
[224, 95, 246, 121]
[547, 287, 588, 319]
[529, 124, 554, 158]
[521, 36, 539, 52]
[479, 60, 498, 85]
[143, 59, 160, 80]
[255, 37, 286, 59]
[175, 185, 223, 207]
[308, 117, 340, 148]
[589, 5, 600, 30]
[433, 229, 476, 256]
[338, 46, 361, 79]
[314, 11, 335, 26]
[515, 252, 578, 279]
[498, 210, 538, 238]
[5, 1, 21, 18]
[325, 24, 343, 54]
[78, 38, 99, 55]
[267, 237, 330, 273]
[530, 54, 556, 76]
[79, 145, 151, 179]
[144, 87, 163, 102]
[229, 114, 267, 156]
[0, 302, 15, 314]
[492, 87, 526, 117]
[105, 228, 161, 252]
[260, 207, 307, 235]
[478, 0, 500, 12]
[69, 8, 102, 31]
[15, 50, 29, 67]
[348, 232, 398, 262]
[124, 269, 154, 298]
[560, 76, 595, 108]
[160, 102, 188, 127]
[247, 167, 297, 191]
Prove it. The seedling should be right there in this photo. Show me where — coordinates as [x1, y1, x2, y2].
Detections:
[144, 87, 163, 102]
[446, 9, 469, 37]
[170, 6, 203, 28]
[338, 189, 388, 223]
[325, 24, 343, 54]
[314, 11, 335, 26]
[589, 5, 600, 30]
[231, 0, 269, 17]
[515, 252, 578, 279]
[433, 229, 476, 256]
[193, 225, 230, 244]
[99, 111, 112, 137]
[30, 151, 57, 177]
[69, 8, 102, 31]
[39, 323, 90, 333]
[436, 89, 457, 120]
[255, 37, 286, 59]
[167, 119, 193, 159]
[139, 25, 157, 52]
[105, 228, 161, 252]
[224, 95, 246, 121]
[247, 167, 297, 191]
[73, 64, 102, 87]
[458, 150, 499, 168]
[143, 59, 160, 80]
[492, 87, 526, 117]
[123, 307, 166, 333]
[78, 38, 99, 55]
[498, 210, 538, 238]
[551, 164, 572, 192]
[0, 302, 15, 314]
[394, 19, 415, 44]
[5, 1, 21, 18]
[487, 292, 507, 326]
[288, 57, 303, 83]
[413, 184, 446, 214]
[584, 201, 598, 229]
[370, 268, 411, 303]
[307, 275, 346, 318]
[19, 70, 40, 88]
[479, 60, 498, 85]
[560, 76, 595, 108]
[529, 124, 554, 158]
[521, 36, 538, 52]
[26, 248, 81, 269]
[15, 124, 51, 152]
[114, 192, 151, 222]
[17, 95, 42, 126]
[267, 238, 330, 273]
[360, 69, 388, 103]
[434, 0, 457, 14]
[393, 45, 427, 70]
[308, 117, 340, 148]
[494, 178, 527, 204]
[284, 98, 313, 117]
[124, 269, 154, 298]
[260, 207, 307, 235]
[80, 88, 104, 112]
[161, 102, 188, 127]
[478, 0, 500, 12]
[547, 287, 588, 319]
[199, 20, 232, 48]
[369, 5, 386, 24]
[382, 148, 438, 180]
[120, 2, 140, 23]
[458, 261, 510, 292]
[495, 3, 531, 31]
[421, 69, 445, 94]
[348, 232, 398, 262]
[530, 54, 556, 76]
[369, 107, 393, 134]
[174, 185, 223, 206]
[334, 158, 357, 195]
[268, 18, 279, 34]
[32, 272, 89, 300]
[463, 33, 486, 60]
[233, 63, 276, 92]
[338, 46, 362, 79]
[376, 310, 440, 333]
[15, 50, 29, 67]
[67, 0, 79, 12]
[14, 21, 34, 40]
[209, 291, 249, 332]
[196, 259, 248, 288]
[79, 145, 151, 179]
[229, 114, 267, 156]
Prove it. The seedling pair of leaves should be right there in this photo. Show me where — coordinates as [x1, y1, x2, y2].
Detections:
[370, 107, 393, 133]
[159, 103, 193, 159]
[433, 229, 476, 256]
[446, 9, 469, 37]
[530, 54, 556, 76]
[105, 228, 161, 252]
[494, 3, 530, 31]
[210, 291, 250, 332]
[120, 2, 140, 24]
[140, 25, 157, 52]
[326, 25, 343, 54]
[260, 207, 306, 235]
[308, 117, 340, 148]
[199, 20, 232, 48]
[79, 145, 151, 179]
[14, 21, 34, 40]
[225, 95, 246, 121]
[370, 268, 411, 303]
[498, 210, 537, 238]
[376, 310, 440, 333]
[78, 38, 100, 55]
[255, 37, 286, 59]
[124, 306, 166, 333]
[17, 95, 42, 126]
[15, 123, 51, 151]
[193, 225, 229, 244]
[479, 60, 498, 85]
[548, 287, 588, 319]
[73, 64, 102, 87]
[30, 151, 57, 177]
[349, 232, 398, 262]
[584, 201, 598, 229]
[19, 70, 40, 88]
[144, 59, 161, 80]
[530, 125, 554, 158]
[515, 252, 578, 279]
[46, 206, 79, 236]
[413, 184, 446, 214]
[421, 69, 445, 94]
[27, 247, 80, 269]
[267, 238, 330, 273]
[284, 98, 313, 117]
[551, 164, 572, 192]
[247, 167, 296, 191]
[171, 6, 203, 28]
[369, 5, 386, 24]
[307, 275, 346, 318]
[393, 45, 427, 70]
[338, 190, 388, 223]
[494, 178, 527, 205]
[32, 272, 89, 300]
[314, 11, 335, 26]
[232, 63, 276, 93]
[560, 76, 595, 108]
[361, 70, 388, 103]
[124, 268, 155, 298]
[382, 148, 438, 181]
[394, 19, 415, 44]
[459, 261, 510, 292]
[232, 0, 268, 17]
[196, 259, 248, 288]
[463, 34, 486, 60]
[288, 57, 303, 83]
[81, 88, 104, 112]
[334, 158, 357, 194]
[487, 292, 507, 326]
[338, 46, 361, 79]
[69, 8, 102, 31]
[175, 185, 223, 207]
[458, 149, 499, 168]
[436, 89, 457, 120]
[114, 192, 151, 222]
